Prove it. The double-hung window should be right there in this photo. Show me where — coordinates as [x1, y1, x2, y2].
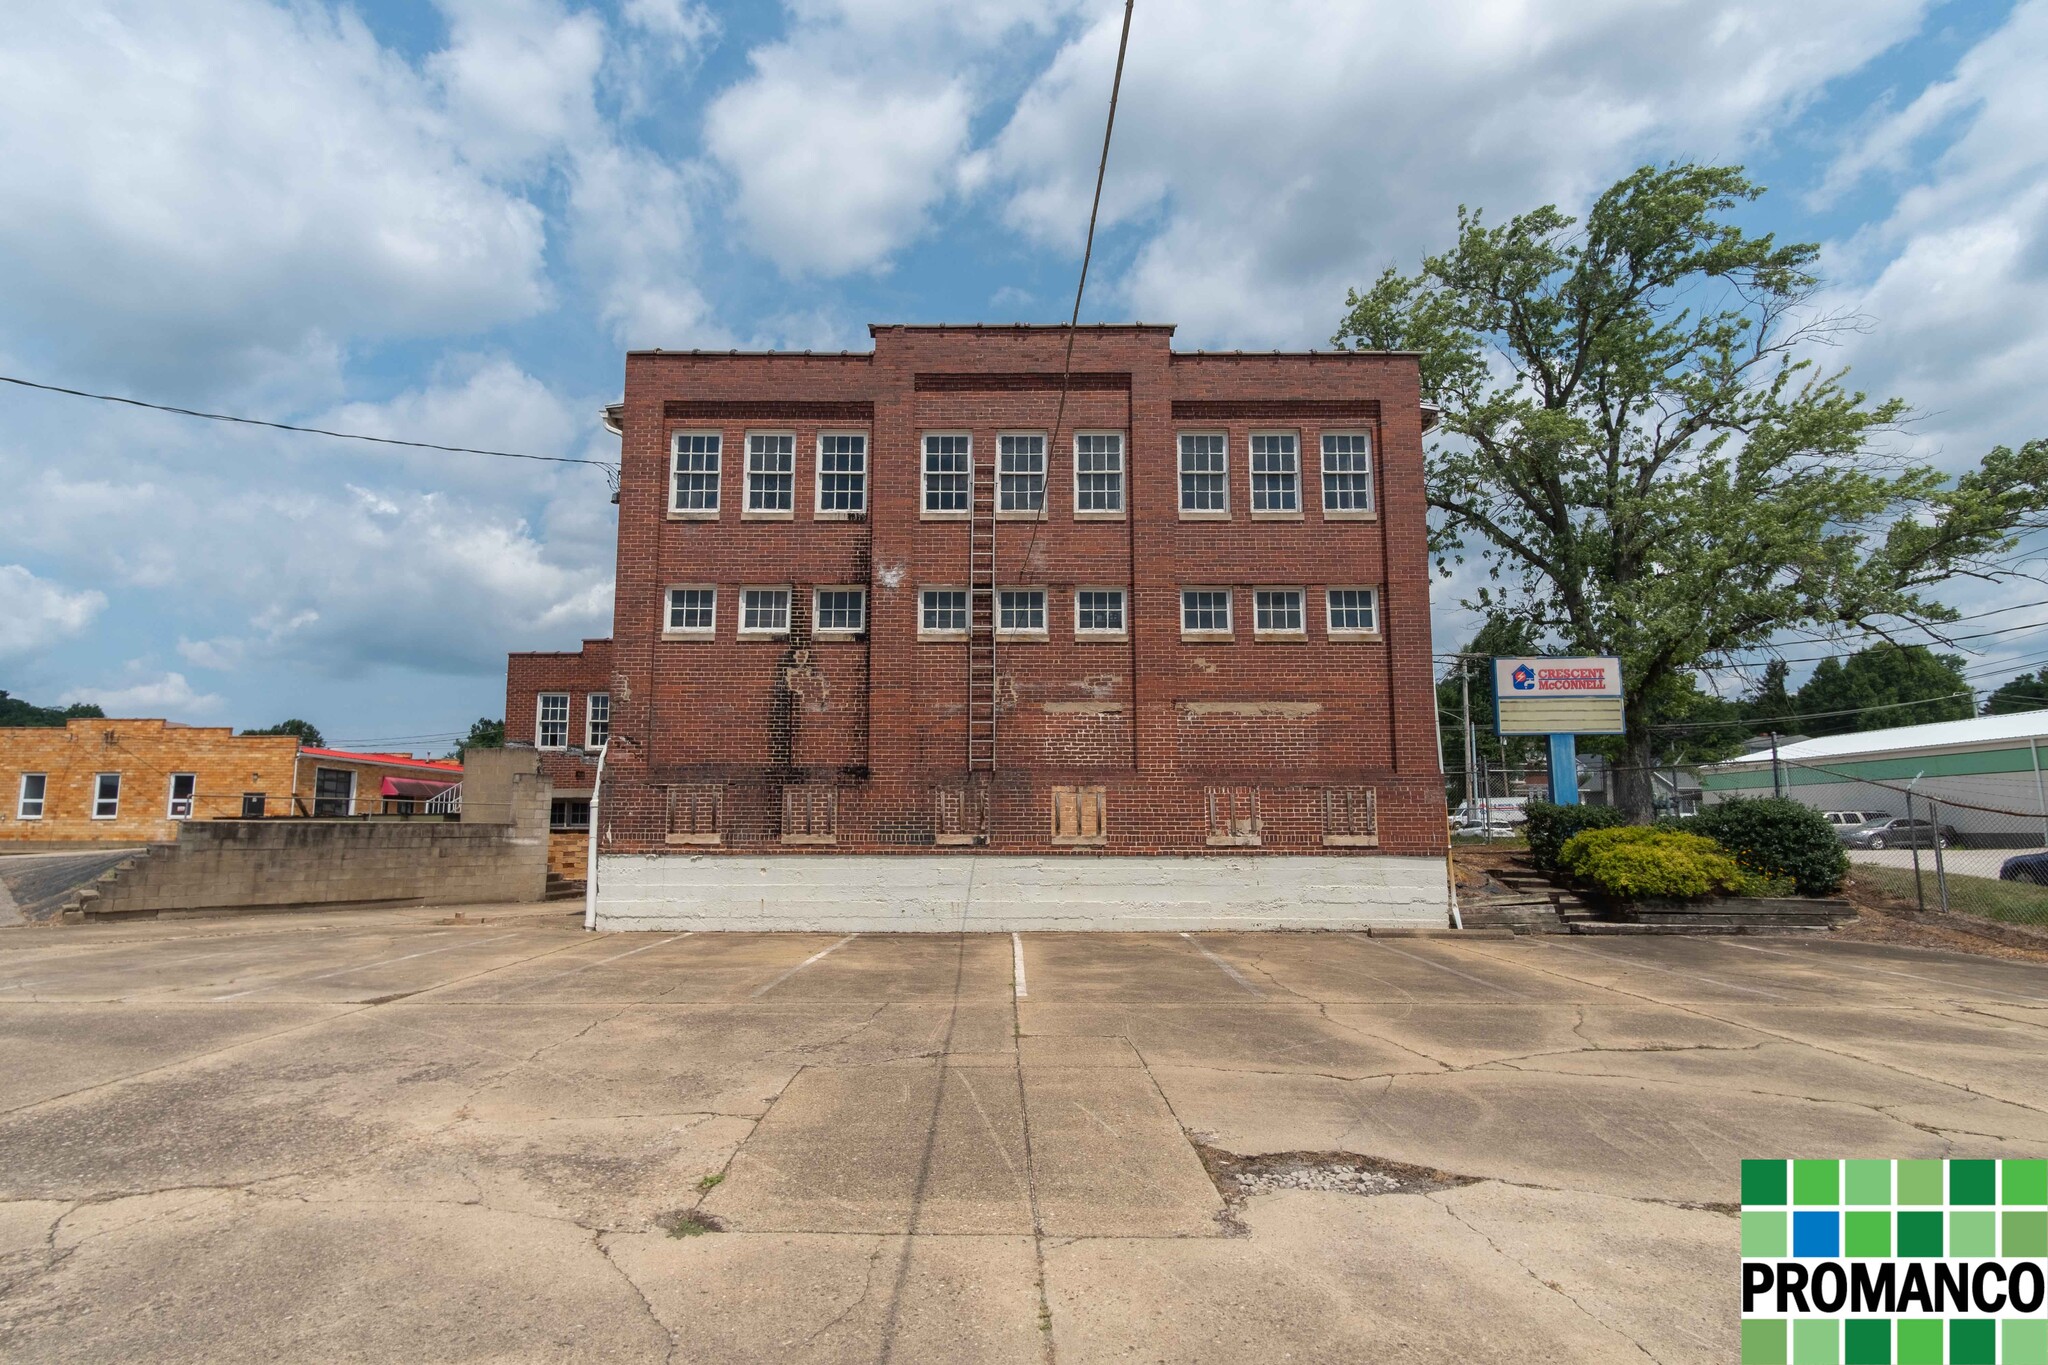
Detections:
[167, 773, 197, 819]
[666, 586, 716, 636]
[1178, 434, 1228, 515]
[1075, 588, 1126, 637]
[1321, 432, 1375, 514]
[1254, 588, 1305, 636]
[1326, 587, 1381, 636]
[1249, 433, 1300, 513]
[1180, 589, 1233, 637]
[923, 434, 970, 514]
[997, 589, 1047, 635]
[17, 773, 47, 819]
[920, 588, 968, 636]
[671, 433, 721, 515]
[536, 694, 570, 749]
[746, 433, 795, 514]
[740, 586, 791, 635]
[1074, 433, 1124, 515]
[998, 434, 1046, 514]
[814, 588, 867, 634]
[586, 694, 610, 751]
[92, 772, 122, 819]
[816, 434, 867, 515]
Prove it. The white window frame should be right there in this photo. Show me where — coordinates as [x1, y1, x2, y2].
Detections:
[536, 693, 571, 750]
[586, 693, 610, 752]
[1249, 431, 1302, 518]
[1252, 587, 1307, 638]
[1180, 587, 1235, 640]
[997, 431, 1048, 519]
[1325, 586, 1382, 639]
[739, 585, 793, 637]
[814, 432, 868, 517]
[996, 587, 1048, 638]
[1073, 587, 1128, 640]
[1072, 432, 1125, 519]
[167, 772, 198, 819]
[812, 586, 868, 637]
[92, 772, 122, 820]
[1320, 430, 1377, 518]
[919, 587, 969, 639]
[743, 431, 797, 519]
[922, 432, 972, 518]
[669, 431, 722, 519]
[1177, 432, 1230, 519]
[664, 585, 718, 638]
[17, 772, 47, 820]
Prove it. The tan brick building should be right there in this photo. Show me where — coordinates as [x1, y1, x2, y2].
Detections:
[1, 720, 463, 846]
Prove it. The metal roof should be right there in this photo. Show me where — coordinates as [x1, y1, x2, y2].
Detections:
[1715, 710, 2048, 766]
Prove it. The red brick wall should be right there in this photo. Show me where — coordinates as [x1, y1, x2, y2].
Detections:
[506, 638, 614, 794]
[549, 327, 1444, 858]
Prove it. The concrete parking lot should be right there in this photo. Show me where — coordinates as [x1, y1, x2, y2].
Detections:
[3, 909, 2046, 1362]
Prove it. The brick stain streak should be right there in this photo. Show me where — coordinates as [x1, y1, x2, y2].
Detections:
[512, 326, 1447, 858]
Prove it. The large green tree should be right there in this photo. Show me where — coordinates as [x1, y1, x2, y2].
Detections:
[1982, 668, 2048, 717]
[1789, 644, 1971, 737]
[242, 718, 324, 747]
[0, 690, 103, 727]
[1335, 163, 2048, 820]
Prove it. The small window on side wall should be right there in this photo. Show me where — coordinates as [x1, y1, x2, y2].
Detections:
[1050, 786, 1107, 845]
[666, 586, 716, 636]
[18, 773, 48, 819]
[816, 433, 867, 515]
[670, 433, 721, 515]
[537, 693, 570, 749]
[93, 772, 121, 819]
[920, 588, 968, 636]
[586, 693, 610, 750]
[1326, 587, 1380, 637]
[167, 773, 197, 819]
[1321, 432, 1375, 514]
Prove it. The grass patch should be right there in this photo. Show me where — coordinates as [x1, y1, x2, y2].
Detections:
[695, 1172, 725, 1192]
[1851, 865, 2048, 927]
[656, 1209, 724, 1238]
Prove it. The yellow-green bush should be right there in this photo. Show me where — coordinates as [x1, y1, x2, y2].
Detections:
[1557, 826, 1746, 901]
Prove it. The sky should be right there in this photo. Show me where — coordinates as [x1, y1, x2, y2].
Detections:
[3, 0, 2046, 754]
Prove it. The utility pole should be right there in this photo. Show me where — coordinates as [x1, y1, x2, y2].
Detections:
[1461, 662, 1476, 816]
[1769, 731, 1783, 799]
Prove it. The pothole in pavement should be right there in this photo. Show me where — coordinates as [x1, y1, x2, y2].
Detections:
[1195, 1143, 1478, 1221]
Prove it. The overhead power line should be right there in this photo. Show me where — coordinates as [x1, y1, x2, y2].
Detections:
[0, 374, 617, 475]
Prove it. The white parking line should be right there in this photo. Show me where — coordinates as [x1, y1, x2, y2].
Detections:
[1179, 933, 1263, 997]
[494, 933, 692, 997]
[1354, 935, 1534, 1001]
[750, 934, 858, 998]
[1531, 938, 1788, 999]
[1714, 939, 2048, 1004]
[1012, 933, 1028, 999]
[210, 932, 522, 1000]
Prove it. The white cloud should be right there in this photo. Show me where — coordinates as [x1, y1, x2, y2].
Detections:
[429, 0, 606, 173]
[0, 0, 552, 391]
[622, 0, 718, 48]
[704, 0, 1086, 276]
[0, 565, 107, 658]
[990, 0, 1931, 346]
[61, 671, 223, 718]
[1817, 0, 2048, 464]
[568, 143, 729, 348]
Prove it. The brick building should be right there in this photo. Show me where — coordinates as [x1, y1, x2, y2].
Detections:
[1, 719, 462, 847]
[505, 637, 613, 878]
[518, 324, 1450, 929]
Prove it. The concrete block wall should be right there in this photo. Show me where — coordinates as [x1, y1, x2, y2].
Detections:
[71, 752, 549, 919]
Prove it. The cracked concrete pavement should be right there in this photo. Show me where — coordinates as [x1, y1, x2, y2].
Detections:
[2, 905, 2045, 1361]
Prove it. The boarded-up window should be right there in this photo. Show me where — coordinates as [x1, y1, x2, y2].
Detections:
[665, 784, 724, 845]
[933, 785, 988, 846]
[1322, 786, 1378, 847]
[781, 785, 838, 844]
[1205, 786, 1261, 846]
[1050, 786, 1107, 845]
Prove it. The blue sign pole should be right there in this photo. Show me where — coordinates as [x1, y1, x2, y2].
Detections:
[1547, 733, 1580, 806]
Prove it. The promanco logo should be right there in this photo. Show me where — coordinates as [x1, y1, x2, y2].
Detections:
[1741, 1158, 2048, 1364]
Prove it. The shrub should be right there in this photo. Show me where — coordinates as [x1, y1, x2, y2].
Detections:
[1557, 827, 1746, 901]
[1690, 798, 1848, 896]
[1524, 801, 1628, 872]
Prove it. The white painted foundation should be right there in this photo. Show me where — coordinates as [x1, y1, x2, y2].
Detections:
[593, 853, 1451, 932]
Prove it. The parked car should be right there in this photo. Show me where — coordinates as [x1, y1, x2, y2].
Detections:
[1824, 810, 1892, 829]
[1839, 817, 1959, 851]
[2000, 851, 2048, 885]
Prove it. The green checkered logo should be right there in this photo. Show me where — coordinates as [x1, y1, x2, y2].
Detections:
[1742, 1159, 2048, 1364]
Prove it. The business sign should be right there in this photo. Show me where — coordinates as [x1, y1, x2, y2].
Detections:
[1491, 656, 1626, 736]
[1740, 1157, 2047, 1365]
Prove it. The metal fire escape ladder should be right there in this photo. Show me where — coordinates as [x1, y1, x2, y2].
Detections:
[967, 448, 998, 771]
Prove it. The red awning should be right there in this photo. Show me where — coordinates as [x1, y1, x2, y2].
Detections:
[381, 777, 457, 799]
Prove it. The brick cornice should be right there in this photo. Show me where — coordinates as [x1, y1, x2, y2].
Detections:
[662, 400, 874, 421]
[1170, 399, 1381, 421]
[912, 372, 1131, 392]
